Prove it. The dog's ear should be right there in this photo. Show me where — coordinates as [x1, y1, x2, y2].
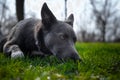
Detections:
[41, 3, 57, 29]
[65, 14, 74, 27]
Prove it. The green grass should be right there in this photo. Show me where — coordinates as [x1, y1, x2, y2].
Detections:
[0, 43, 120, 80]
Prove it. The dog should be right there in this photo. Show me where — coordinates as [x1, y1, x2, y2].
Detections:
[0, 3, 80, 61]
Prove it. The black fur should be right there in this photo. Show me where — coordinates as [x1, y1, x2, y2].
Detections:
[0, 37, 7, 52]
[0, 3, 80, 60]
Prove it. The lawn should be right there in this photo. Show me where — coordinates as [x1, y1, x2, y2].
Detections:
[0, 43, 120, 80]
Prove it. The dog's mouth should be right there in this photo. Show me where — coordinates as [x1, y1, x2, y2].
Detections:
[46, 46, 81, 62]
[50, 51, 81, 62]
[55, 55, 81, 63]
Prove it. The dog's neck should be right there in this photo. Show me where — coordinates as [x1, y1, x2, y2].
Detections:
[34, 23, 52, 55]
[35, 40, 41, 51]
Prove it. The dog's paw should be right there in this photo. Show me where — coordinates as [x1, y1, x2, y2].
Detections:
[11, 51, 24, 59]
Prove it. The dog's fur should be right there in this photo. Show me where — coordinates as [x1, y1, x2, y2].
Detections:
[0, 3, 80, 60]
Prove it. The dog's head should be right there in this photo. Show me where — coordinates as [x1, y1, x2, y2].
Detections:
[41, 3, 80, 61]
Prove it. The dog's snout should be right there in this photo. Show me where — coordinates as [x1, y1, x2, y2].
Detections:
[70, 52, 81, 61]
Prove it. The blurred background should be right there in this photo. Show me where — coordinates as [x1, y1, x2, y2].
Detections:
[0, 0, 120, 42]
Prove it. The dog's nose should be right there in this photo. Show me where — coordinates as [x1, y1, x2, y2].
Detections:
[71, 52, 81, 61]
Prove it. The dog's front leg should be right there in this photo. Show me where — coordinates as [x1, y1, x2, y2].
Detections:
[3, 41, 24, 58]
[31, 51, 46, 57]
[10, 45, 24, 58]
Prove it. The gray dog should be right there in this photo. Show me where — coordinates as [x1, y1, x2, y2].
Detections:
[0, 3, 80, 61]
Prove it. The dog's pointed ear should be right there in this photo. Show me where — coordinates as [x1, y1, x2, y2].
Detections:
[41, 3, 57, 28]
[65, 14, 74, 27]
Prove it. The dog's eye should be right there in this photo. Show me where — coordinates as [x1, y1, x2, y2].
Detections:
[60, 35, 65, 40]
[59, 34, 67, 40]
[73, 37, 77, 42]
